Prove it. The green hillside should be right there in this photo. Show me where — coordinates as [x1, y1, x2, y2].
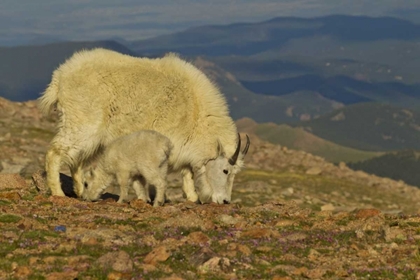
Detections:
[348, 150, 420, 188]
[236, 118, 382, 163]
[292, 103, 420, 151]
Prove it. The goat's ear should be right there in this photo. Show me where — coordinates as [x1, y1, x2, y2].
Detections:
[217, 140, 225, 157]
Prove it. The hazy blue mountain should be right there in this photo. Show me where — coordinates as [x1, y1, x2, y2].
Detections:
[129, 15, 420, 110]
[0, 39, 342, 122]
[0, 41, 134, 101]
[241, 75, 420, 108]
[129, 15, 420, 56]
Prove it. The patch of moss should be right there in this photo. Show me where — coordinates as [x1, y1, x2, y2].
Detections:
[71, 243, 113, 258]
[0, 199, 11, 205]
[22, 230, 59, 240]
[352, 267, 417, 279]
[0, 241, 18, 258]
[0, 214, 22, 223]
[27, 273, 46, 280]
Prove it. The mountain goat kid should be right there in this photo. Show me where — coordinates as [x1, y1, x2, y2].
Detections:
[38, 48, 250, 204]
[82, 130, 173, 206]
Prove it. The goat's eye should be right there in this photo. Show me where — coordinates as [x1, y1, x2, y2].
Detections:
[223, 169, 228, 175]
[84, 182, 88, 188]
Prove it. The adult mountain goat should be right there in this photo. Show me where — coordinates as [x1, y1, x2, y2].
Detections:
[38, 48, 250, 204]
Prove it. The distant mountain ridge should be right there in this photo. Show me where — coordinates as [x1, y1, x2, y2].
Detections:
[241, 75, 420, 108]
[2, 14, 420, 133]
[129, 15, 420, 56]
[127, 14, 420, 111]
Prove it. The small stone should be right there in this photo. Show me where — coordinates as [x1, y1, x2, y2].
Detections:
[160, 275, 184, 280]
[306, 268, 327, 279]
[43, 256, 58, 264]
[17, 219, 33, 230]
[308, 249, 320, 261]
[257, 259, 271, 266]
[275, 220, 295, 227]
[237, 244, 251, 256]
[281, 187, 294, 196]
[389, 242, 399, 249]
[321, 204, 335, 211]
[83, 237, 98, 246]
[31, 170, 48, 194]
[187, 231, 210, 245]
[143, 246, 170, 265]
[54, 225, 67, 232]
[188, 247, 217, 266]
[292, 266, 309, 276]
[355, 208, 381, 219]
[0, 191, 21, 201]
[241, 228, 280, 239]
[306, 167, 322, 175]
[45, 271, 78, 280]
[130, 199, 152, 210]
[29, 257, 40, 266]
[137, 263, 157, 272]
[272, 276, 293, 280]
[338, 162, 347, 169]
[0, 162, 26, 174]
[283, 233, 307, 242]
[107, 271, 132, 280]
[384, 227, 406, 242]
[217, 214, 240, 225]
[257, 246, 273, 252]
[96, 251, 133, 273]
[198, 257, 230, 274]
[0, 173, 27, 190]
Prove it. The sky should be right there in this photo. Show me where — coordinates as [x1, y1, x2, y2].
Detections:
[1, 0, 420, 46]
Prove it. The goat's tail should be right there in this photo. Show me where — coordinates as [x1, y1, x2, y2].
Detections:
[38, 71, 60, 116]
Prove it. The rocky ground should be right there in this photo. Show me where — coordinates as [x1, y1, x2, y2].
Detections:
[1, 97, 420, 279]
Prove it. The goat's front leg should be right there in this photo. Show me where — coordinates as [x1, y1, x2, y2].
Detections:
[181, 168, 199, 203]
[71, 164, 85, 198]
[192, 166, 213, 204]
[46, 148, 65, 196]
[116, 173, 130, 203]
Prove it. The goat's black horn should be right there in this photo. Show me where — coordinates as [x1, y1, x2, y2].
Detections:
[228, 133, 241, 165]
[242, 134, 250, 156]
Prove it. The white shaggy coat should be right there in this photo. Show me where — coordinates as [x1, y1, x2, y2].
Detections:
[39, 48, 244, 203]
[82, 130, 172, 206]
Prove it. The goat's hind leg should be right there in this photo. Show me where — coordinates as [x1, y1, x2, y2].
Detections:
[116, 172, 130, 203]
[132, 179, 151, 203]
[147, 171, 167, 207]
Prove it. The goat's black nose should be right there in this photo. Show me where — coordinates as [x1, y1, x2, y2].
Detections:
[223, 200, 230, 204]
